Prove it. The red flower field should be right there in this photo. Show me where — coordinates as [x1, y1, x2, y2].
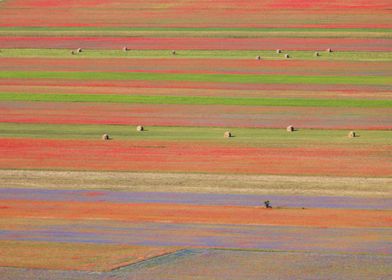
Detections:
[1, 199, 391, 228]
[0, 0, 391, 277]
[1, 138, 391, 177]
[1, 0, 391, 28]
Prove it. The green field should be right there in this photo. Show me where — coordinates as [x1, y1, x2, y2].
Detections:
[1, 93, 391, 108]
[1, 123, 390, 147]
[2, 27, 391, 32]
[1, 49, 392, 61]
[0, 27, 390, 38]
[1, 71, 390, 85]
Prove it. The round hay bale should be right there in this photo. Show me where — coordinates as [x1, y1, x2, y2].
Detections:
[314, 51, 319, 57]
[285, 54, 290, 59]
[326, 48, 332, 53]
[286, 125, 294, 132]
[123, 46, 128, 52]
[102, 134, 110, 140]
[171, 50, 176, 55]
[276, 49, 282, 54]
[136, 125, 144, 132]
[71, 50, 75, 55]
[224, 131, 232, 138]
[348, 131, 356, 138]
[256, 55, 261, 60]
[77, 48, 82, 53]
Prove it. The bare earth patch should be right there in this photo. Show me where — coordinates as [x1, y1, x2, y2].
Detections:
[0, 169, 391, 198]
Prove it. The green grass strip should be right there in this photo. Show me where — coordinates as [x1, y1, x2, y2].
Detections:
[1, 27, 390, 39]
[1, 27, 390, 32]
[0, 123, 390, 148]
[1, 49, 392, 61]
[0, 71, 390, 85]
[1, 93, 391, 108]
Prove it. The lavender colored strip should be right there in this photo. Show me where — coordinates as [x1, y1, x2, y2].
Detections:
[0, 188, 391, 210]
[0, 221, 390, 254]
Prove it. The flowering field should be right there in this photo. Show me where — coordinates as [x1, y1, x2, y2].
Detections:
[0, 240, 179, 272]
[1, 0, 391, 28]
[0, 128, 391, 176]
[0, 0, 391, 278]
[1, 36, 392, 51]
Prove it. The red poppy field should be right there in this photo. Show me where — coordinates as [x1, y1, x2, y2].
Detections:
[0, 0, 391, 279]
[1, 0, 391, 28]
[0, 137, 391, 177]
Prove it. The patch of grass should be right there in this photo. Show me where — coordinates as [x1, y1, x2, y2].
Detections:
[0, 71, 390, 85]
[1, 49, 392, 61]
[1, 27, 391, 32]
[1, 92, 391, 108]
[0, 123, 390, 148]
[0, 27, 390, 38]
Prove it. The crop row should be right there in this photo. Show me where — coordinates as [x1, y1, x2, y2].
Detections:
[2, 49, 391, 61]
[1, 71, 390, 85]
[1, 93, 391, 108]
[1, 0, 391, 28]
[0, 27, 391, 39]
[1, 37, 391, 51]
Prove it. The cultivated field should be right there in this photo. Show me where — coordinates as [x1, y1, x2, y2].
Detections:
[0, 0, 391, 279]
